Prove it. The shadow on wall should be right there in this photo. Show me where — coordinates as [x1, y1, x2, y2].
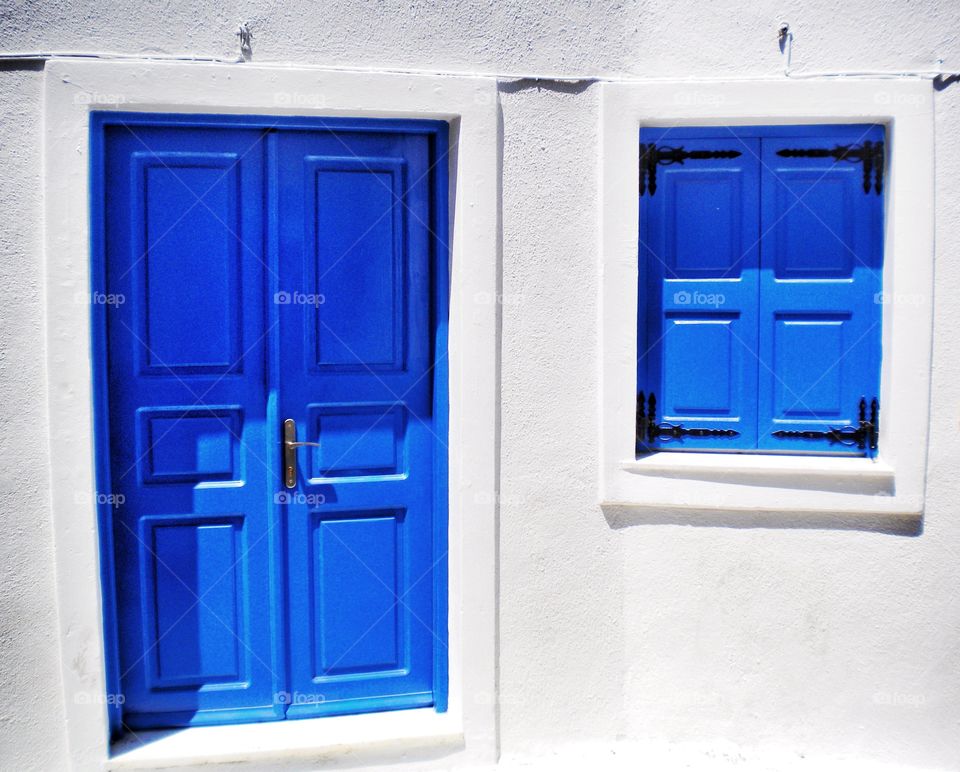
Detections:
[497, 77, 597, 96]
[602, 503, 923, 536]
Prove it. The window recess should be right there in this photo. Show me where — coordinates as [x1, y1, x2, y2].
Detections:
[637, 124, 885, 458]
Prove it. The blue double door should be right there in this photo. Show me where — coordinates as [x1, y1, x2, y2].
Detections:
[98, 115, 447, 730]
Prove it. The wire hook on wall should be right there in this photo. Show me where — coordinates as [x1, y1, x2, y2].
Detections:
[778, 22, 794, 74]
[237, 22, 253, 62]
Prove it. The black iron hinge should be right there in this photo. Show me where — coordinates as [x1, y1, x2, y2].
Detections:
[636, 391, 740, 445]
[771, 397, 879, 452]
[776, 140, 884, 195]
[639, 143, 743, 197]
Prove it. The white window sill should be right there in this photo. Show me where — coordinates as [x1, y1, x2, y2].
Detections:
[623, 452, 895, 490]
[602, 452, 920, 517]
[108, 708, 463, 769]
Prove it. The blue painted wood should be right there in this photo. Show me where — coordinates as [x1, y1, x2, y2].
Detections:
[89, 115, 124, 737]
[757, 126, 884, 454]
[639, 124, 884, 455]
[101, 122, 281, 728]
[275, 128, 438, 719]
[94, 114, 448, 730]
[640, 124, 883, 142]
[639, 134, 761, 450]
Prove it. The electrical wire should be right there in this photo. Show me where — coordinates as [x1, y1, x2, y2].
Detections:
[0, 48, 953, 86]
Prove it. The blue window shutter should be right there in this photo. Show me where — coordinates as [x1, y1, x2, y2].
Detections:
[638, 134, 761, 451]
[756, 127, 884, 455]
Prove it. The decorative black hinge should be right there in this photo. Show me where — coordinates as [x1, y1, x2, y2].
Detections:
[771, 397, 879, 452]
[636, 391, 740, 444]
[639, 143, 743, 197]
[776, 141, 884, 195]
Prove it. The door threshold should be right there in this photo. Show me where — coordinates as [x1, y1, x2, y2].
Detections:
[108, 708, 463, 769]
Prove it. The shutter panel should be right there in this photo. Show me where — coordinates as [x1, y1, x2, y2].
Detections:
[756, 127, 884, 455]
[638, 134, 760, 451]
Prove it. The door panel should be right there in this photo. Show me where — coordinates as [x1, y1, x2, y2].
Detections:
[275, 130, 438, 718]
[132, 152, 244, 374]
[312, 512, 403, 676]
[103, 124, 283, 728]
[305, 155, 408, 371]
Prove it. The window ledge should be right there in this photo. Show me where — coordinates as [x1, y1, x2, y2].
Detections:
[604, 452, 921, 517]
[623, 452, 895, 490]
[108, 708, 463, 769]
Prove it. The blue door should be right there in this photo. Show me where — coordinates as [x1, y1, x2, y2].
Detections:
[95, 114, 448, 731]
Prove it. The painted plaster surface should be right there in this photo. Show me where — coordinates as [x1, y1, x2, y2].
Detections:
[2, 1, 960, 769]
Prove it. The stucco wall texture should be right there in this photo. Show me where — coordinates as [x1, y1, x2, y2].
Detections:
[2, 1, 960, 769]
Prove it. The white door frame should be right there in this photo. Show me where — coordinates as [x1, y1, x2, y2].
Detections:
[44, 59, 500, 770]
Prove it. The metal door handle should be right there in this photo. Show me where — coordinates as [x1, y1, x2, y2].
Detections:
[283, 418, 320, 489]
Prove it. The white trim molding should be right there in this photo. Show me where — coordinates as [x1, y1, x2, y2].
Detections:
[599, 79, 934, 517]
[44, 59, 500, 770]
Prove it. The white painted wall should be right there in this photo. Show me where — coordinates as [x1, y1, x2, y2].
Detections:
[2, 1, 960, 769]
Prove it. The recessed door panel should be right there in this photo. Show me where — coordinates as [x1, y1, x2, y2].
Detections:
[306, 156, 406, 372]
[145, 516, 245, 687]
[312, 512, 403, 676]
[138, 407, 243, 483]
[307, 403, 406, 480]
[133, 152, 244, 375]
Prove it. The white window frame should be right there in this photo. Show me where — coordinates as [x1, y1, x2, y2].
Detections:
[44, 59, 500, 769]
[599, 80, 933, 517]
